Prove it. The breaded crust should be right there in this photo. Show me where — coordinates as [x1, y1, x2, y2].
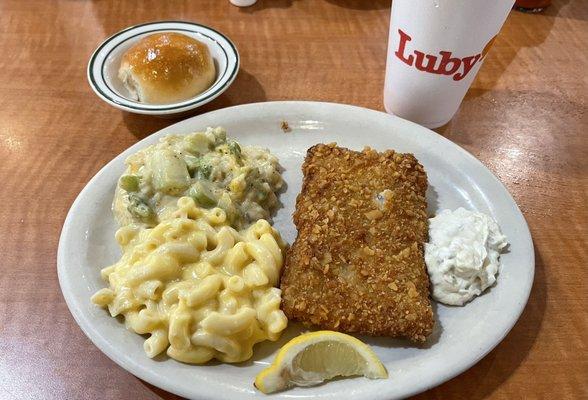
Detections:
[280, 143, 433, 342]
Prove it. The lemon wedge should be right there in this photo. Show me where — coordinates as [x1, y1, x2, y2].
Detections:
[254, 330, 388, 393]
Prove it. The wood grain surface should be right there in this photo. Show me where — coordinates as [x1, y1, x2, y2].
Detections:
[1, 0, 586, 399]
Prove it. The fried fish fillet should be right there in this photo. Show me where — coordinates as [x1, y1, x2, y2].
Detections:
[280, 143, 433, 342]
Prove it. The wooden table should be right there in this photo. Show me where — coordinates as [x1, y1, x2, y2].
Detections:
[1, 0, 586, 399]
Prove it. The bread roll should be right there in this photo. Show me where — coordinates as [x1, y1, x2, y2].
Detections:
[119, 32, 216, 104]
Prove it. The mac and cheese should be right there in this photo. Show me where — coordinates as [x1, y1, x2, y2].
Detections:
[92, 197, 288, 363]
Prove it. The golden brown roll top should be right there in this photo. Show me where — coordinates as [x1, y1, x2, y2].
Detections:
[118, 32, 216, 104]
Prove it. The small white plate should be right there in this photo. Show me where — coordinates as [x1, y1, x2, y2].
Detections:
[87, 21, 239, 116]
[58, 102, 534, 400]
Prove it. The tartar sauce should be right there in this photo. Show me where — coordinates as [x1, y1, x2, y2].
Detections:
[425, 208, 508, 306]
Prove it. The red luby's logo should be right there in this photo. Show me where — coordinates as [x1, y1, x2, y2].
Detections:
[394, 29, 495, 82]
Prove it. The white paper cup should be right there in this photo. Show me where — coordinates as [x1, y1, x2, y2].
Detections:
[384, 0, 514, 128]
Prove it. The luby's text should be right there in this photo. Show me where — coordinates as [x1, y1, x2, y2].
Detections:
[394, 29, 483, 81]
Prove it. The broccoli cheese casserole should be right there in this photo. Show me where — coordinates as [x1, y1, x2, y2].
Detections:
[113, 127, 283, 230]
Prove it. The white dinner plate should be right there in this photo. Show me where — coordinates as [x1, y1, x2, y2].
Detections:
[58, 101, 534, 400]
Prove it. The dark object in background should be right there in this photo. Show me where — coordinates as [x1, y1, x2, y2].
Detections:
[515, 0, 551, 13]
